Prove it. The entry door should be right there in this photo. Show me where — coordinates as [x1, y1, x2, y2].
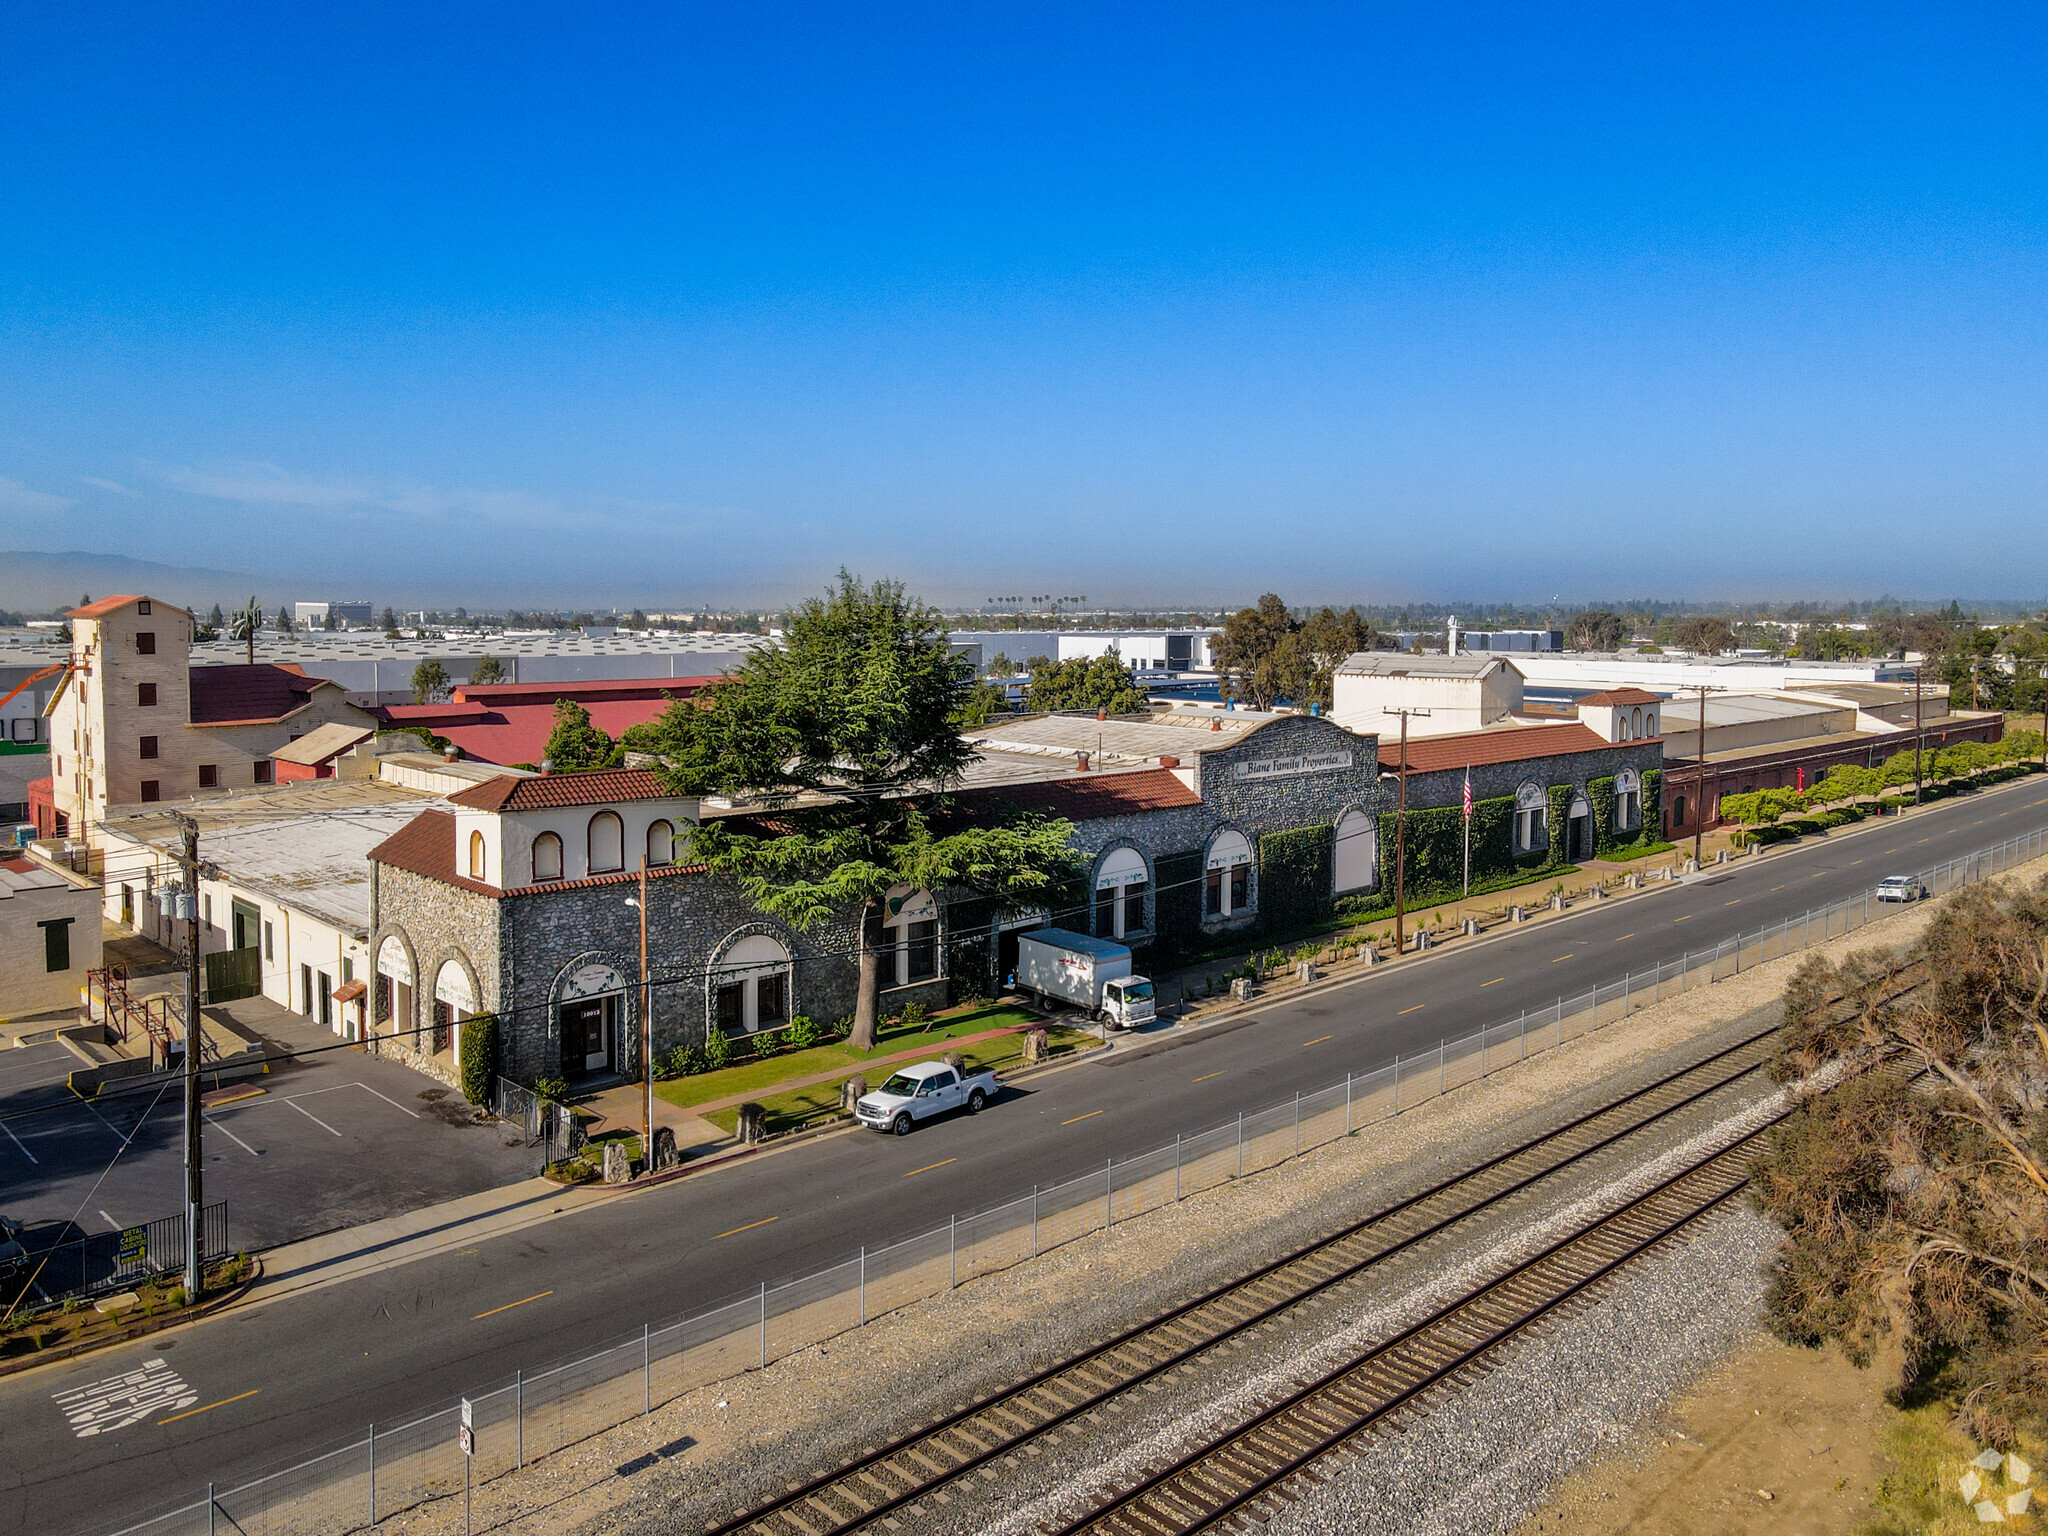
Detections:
[561, 1000, 612, 1074]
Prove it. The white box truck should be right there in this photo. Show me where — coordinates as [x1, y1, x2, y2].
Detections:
[1014, 928, 1156, 1029]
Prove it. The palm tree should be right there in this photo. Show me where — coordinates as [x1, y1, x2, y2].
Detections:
[229, 596, 264, 665]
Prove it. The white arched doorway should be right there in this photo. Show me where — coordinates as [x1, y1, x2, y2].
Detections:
[1204, 829, 1253, 919]
[1092, 847, 1149, 939]
[714, 934, 793, 1034]
[557, 958, 627, 1076]
[1333, 809, 1377, 893]
[1614, 768, 1641, 833]
[1567, 792, 1593, 861]
[376, 935, 414, 1043]
[1514, 783, 1547, 854]
[434, 959, 475, 1067]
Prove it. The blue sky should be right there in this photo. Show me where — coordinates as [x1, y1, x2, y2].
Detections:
[2, 4, 2044, 608]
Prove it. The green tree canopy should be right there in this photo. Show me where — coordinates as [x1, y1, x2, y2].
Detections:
[1565, 609, 1627, 652]
[1673, 616, 1736, 655]
[1288, 606, 1377, 711]
[410, 657, 451, 705]
[468, 653, 507, 686]
[544, 697, 615, 770]
[1024, 653, 1149, 715]
[1212, 593, 1299, 710]
[653, 571, 1084, 1048]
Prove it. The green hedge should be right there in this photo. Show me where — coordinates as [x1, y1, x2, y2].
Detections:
[459, 1014, 498, 1105]
[1258, 824, 1334, 936]
[1643, 768, 1663, 839]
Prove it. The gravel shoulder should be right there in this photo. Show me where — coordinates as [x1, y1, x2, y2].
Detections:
[362, 862, 2032, 1536]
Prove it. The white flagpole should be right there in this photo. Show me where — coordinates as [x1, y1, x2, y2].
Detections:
[1462, 767, 1472, 898]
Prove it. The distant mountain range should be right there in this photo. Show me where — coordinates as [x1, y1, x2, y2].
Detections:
[0, 550, 271, 616]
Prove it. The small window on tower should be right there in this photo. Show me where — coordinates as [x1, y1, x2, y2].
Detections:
[137, 683, 157, 707]
[198, 765, 218, 788]
[139, 735, 159, 759]
[136, 601, 151, 615]
[140, 780, 160, 802]
[136, 632, 156, 655]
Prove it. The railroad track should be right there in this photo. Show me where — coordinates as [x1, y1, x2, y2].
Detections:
[1055, 1128, 1770, 1536]
[703, 1024, 1788, 1536]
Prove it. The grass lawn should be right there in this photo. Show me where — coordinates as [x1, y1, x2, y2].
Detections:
[1596, 839, 1677, 863]
[652, 1004, 1045, 1112]
[701, 1023, 1098, 1137]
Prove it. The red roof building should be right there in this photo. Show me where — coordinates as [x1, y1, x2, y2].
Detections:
[372, 676, 716, 765]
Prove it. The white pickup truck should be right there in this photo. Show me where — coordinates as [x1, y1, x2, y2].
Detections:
[854, 1060, 1000, 1136]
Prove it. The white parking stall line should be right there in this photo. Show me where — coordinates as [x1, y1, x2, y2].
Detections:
[351, 1082, 422, 1118]
[79, 1098, 129, 1144]
[285, 1098, 343, 1137]
[204, 1113, 262, 1157]
[0, 1118, 38, 1164]
[98, 1210, 122, 1232]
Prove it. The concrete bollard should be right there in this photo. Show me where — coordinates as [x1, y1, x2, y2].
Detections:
[1230, 977, 1254, 1003]
[603, 1141, 632, 1184]
[1510, 905, 1527, 923]
[1550, 892, 1566, 912]
[651, 1125, 679, 1172]
[1463, 916, 1480, 936]
[736, 1101, 766, 1144]
[1295, 959, 1317, 983]
[1022, 1028, 1047, 1064]
[840, 1075, 869, 1113]
[943, 1050, 965, 1073]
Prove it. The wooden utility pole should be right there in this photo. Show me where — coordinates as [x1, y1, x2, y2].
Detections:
[1687, 684, 1725, 870]
[1382, 708, 1430, 954]
[173, 812, 204, 1299]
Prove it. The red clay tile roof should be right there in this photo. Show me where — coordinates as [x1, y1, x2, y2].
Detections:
[1389, 722, 1650, 773]
[188, 664, 345, 726]
[66, 594, 191, 619]
[952, 767, 1202, 820]
[367, 810, 501, 895]
[1574, 687, 1664, 707]
[368, 807, 705, 896]
[366, 675, 711, 766]
[445, 766, 681, 811]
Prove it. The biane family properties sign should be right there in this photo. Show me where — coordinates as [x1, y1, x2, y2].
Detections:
[1232, 750, 1354, 783]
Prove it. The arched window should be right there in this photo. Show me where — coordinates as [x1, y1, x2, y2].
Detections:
[376, 934, 414, 1039]
[1644, 709, 1657, 736]
[532, 832, 563, 883]
[433, 959, 474, 1059]
[1333, 808, 1378, 893]
[646, 819, 675, 867]
[882, 886, 941, 986]
[1631, 706, 1643, 738]
[1514, 782, 1547, 853]
[1614, 768, 1641, 831]
[467, 830, 486, 881]
[714, 933, 793, 1035]
[588, 811, 624, 874]
[1203, 829, 1253, 919]
[1092, 847, 1149, 939]
[1617, 716, 1630, 741]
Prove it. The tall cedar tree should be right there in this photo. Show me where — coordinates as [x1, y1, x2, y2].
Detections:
[653, 572, 1085, 1050]
[1752, 878, 2048, 1445]
[410, 657, 451, 705]
[1213, 596, 1378, 710]
[544, 698, 615, 770]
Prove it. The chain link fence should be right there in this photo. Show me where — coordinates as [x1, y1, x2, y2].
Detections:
[104, 818, 2048, 1536]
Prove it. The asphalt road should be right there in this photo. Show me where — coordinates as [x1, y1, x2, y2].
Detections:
[10, 775, 2048, 1536]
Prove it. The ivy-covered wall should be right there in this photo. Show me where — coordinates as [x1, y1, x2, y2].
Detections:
[1372, 794, 1523, 905]
[1588, 775, 1618, 855]
[1257, 824, 1334, 934]
[1643, 768, 1662, 838]
[1544, 783, 1573, 867]
[1150, 848, 1206, 960]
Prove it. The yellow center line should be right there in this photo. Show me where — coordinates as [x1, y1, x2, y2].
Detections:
[1061, 1109, 1103, 1126]
[1917, 838, 1930, 844]
[1771, 885, 1785, 891]
[1398, 1004, 1426, 1015]
[1480, 977, 1504, 987]
[1849, 859, 1862, 866]
[902, 1158, 955, 1178]
[1613, 933, 1635, 942]
[158, 1389, 260, 1427]
[473, 1289, 555, 1319]
[1725, 899, 1741, 906]
[1673, 914, 1692, 922]
[1302, 1035, 1333, 1047]
[1192, 1070, 1226, 1083]
[1552, 953, 1574, 962]
[710, 1217, 778, 1242]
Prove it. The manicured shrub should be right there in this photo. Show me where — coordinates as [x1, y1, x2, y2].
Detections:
[702, 1029, 734, 1070]
[458, 1015, 497, 1105]
[785, 1016, 821, 1052]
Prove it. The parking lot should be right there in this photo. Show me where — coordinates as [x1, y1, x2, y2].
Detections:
[0, 1011, 538, 1276]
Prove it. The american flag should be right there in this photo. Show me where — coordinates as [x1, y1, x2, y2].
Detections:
[1463, 767, 1472, 819]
